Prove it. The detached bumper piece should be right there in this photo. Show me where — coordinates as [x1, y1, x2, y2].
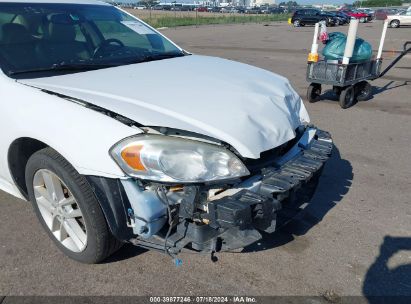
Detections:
[260, 129, 332, 227]
[261, 131, 332, 199]
[133, 129, 332, 255]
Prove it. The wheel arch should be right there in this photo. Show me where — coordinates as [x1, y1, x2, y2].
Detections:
[8, 138, 133, 242]
[8, 137, 51, 199]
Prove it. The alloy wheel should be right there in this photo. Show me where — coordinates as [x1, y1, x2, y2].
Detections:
[33, 169, 87, 252]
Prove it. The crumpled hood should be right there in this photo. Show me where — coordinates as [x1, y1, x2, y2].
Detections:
[19, 55, 309, 159]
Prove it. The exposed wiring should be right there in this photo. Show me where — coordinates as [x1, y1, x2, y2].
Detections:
[156, 186, 177, 259]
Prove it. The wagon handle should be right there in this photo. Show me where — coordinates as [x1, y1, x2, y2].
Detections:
[378, 41, 411, 78]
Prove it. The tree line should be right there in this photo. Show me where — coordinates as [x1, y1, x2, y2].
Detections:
[353, 0, 406, 7]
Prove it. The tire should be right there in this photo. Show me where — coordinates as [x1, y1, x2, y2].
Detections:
[25, 147, 122, 264]
[307, 83, 321, 103]
[339, 86, 356, 109]
[390, 20, 400, 28]
[293, 19, 301, 27]
[359, 17, 366, 23]
[355, 81, 372, 101]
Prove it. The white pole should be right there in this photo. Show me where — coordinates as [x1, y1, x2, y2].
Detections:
[310, 23, 319, 54]
[377, 20, 389, 60]
[342, 18, 359, 65]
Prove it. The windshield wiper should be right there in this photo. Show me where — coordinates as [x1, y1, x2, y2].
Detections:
[127, 52, 186, 64]
[9, 53, 186, 76]
[8, 62, 117, 76]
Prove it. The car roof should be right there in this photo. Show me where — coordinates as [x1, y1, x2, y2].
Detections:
[0, 0, 110, 5]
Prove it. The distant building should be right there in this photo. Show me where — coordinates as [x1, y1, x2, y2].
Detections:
[254, 0, 275, 6]
[224, 0, 275, 6]
[312, 4, 339, 10]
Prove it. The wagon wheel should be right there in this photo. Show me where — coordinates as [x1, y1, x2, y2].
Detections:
[355, 81, 372, 101]
[307, 83, 321, 103]
[339, 86, 356, 109]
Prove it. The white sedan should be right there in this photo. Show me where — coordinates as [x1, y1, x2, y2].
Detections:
[387, 10, 411, 28]
[0, 0, 332, 263]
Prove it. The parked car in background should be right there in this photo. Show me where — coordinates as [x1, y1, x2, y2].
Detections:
[357, 8, 375, 20]
[245, 7, 262, 14]
[0, 0, 332, 264]
[291, 9, 337, 27]
[262, 6, 285, 14]
[329, 11, 351, 24]
[340, 9, 369, 23]
[152, 4, 165, 10]
[171, 4, 191, 11]
[321, 11, 346, 25]
[387, 10, 411, 28]
[374, 9, 384, 20]
[196, 6, 208, 12]
[374, 8, 396, 20]
[269, 7, 285, 14]
[260, 6, 282, 14]
[236, 6, 246, 14]
[220, 7, 238, 13]
[208, 6, 221, 13]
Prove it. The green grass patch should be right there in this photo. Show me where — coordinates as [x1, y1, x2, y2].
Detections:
[141, 14, 290, 28]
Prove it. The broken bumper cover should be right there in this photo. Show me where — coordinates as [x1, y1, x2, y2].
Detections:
[88, 127, 333, 254]
[135, 128, 333, 254]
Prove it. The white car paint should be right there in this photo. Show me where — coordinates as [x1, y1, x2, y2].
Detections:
[0, 0, 309, 201]
[20, 55, 310, 159]
[387, 10, 411, 26]
[0, 73, 140, 199]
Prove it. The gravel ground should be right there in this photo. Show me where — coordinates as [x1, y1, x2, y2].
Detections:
[0, 21, 410, 298]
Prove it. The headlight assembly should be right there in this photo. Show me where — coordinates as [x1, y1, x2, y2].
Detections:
[110, 134, 250, 183]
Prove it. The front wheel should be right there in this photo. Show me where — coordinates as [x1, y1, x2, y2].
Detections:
[339, 86, 356, 109]
[307, 83, 321, 103]
[390, 20, 400, 28]
[293, 19, 301, 27]
[359, 17, 366, 23]
[26, 148, 122, 264]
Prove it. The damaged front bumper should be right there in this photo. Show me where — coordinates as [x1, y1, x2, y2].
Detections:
[87, 126, 333, 255]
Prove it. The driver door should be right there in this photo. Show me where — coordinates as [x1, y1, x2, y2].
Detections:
[402, 11, 411, 25]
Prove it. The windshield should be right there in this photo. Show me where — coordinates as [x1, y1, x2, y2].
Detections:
[0, 3, 184, 78]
